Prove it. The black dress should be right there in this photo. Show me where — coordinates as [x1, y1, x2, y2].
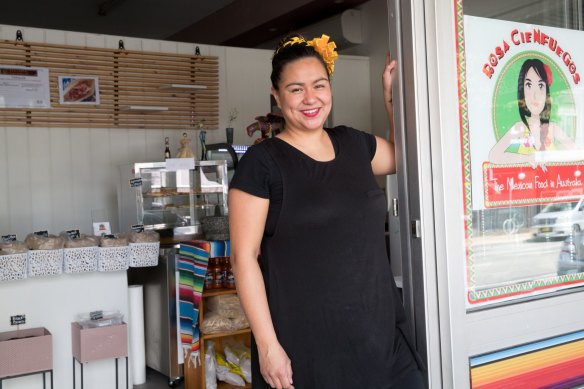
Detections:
[230, 126, 419, 389]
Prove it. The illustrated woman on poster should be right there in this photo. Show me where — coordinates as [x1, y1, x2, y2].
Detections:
[489, 58, 575, 168]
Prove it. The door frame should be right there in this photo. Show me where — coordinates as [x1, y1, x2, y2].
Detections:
[387, 0, 444, 386]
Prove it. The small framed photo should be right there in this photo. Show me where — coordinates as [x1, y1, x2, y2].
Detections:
[93, 222, 111, 237]
[58, 76, 100, 104]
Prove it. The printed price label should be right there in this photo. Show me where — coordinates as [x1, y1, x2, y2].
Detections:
[90, 310, 103, 320]
[1, 234, 17, 242]
[66, 229, 81, 239]
[129, 178, 143, 188]
[131, 224, 145, 233]
[33, 230, 49, 237]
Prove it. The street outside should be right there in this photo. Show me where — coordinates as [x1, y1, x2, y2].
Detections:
[470, 231, 563, 290]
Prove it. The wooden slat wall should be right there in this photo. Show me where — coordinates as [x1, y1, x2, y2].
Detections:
[0, 39, 219, 129]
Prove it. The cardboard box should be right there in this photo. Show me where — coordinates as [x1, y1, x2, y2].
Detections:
[71, 322, 127, 362]
[0, 327, 52, 378]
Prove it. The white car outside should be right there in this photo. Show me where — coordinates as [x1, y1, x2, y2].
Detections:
[532, 198, 584, 238]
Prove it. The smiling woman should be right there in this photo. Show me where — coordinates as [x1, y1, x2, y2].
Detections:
[227, 33, 424, 389]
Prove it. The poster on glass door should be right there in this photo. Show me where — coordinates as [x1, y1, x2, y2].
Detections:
[466, 16, 583, 209]
[463, 15, 584, 307]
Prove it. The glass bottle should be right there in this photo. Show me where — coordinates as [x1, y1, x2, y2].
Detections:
[164, 137, 171, 159]
[212, 257, 224, 289]
[204, 257, 215, 290]
[226, 257, 236, 289]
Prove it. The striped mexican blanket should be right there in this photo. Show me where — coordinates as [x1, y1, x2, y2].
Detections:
[177, 240, 230, 366]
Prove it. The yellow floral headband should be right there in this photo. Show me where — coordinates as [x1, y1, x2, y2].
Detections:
[278, 34, 339, 76]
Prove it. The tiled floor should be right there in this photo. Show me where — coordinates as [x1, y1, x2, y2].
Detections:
[134, 368, 184, 389]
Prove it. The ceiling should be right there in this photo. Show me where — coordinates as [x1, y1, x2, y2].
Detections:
[1, 0, 369, 49]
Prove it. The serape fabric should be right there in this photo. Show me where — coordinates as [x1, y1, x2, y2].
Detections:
[177, 240, 230, 366]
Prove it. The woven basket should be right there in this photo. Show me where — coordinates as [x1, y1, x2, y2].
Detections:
[27, 249, 64, 277]
[129, 242, 160, 267]
[97, 246, 129, 272]
[201, 216, 230, 241]
[0, 253, 28, 282]
[64, 246, 99, 273]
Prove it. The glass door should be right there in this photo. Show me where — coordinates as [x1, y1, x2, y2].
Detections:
[463, 0, 584, 308]
[389, 0, 584, 387]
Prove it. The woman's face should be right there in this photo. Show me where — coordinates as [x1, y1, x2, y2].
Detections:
[523, 66, 547, 116]
[272, 57, 332, 133]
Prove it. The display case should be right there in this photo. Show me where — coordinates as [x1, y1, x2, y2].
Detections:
[118, 160, 228, 237]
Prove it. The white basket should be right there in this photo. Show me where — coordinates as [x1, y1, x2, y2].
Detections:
[98, 246, 129, 272]
[129, 242, 160, 267]
[27, 249, 64, 277]
[64, 246, 98, 274]
[0, 253, 28, 281]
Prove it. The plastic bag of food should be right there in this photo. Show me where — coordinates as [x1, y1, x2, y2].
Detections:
[99, 235, 128, 247]
[0, 240, 28, 255]
[201, 312, 233, 334]
[127, 230, 160, 243]
[25, 233, 65, 250]
[230, 314, 249, 331]
[224, 340, 252, 383]
[61, 232, 99, 248]
[205, 341, 217, 389]
[76, 310, 124, 329]
[206, 294, 244, 318]
[216, 353, 246, 386]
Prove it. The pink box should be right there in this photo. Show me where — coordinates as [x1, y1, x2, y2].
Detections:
[0, 327, 52, 378]
[71, 322, 128, 363]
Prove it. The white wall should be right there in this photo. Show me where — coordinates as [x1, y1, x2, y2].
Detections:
[331, 55, 372, 131]
[344, 0, 391, 138]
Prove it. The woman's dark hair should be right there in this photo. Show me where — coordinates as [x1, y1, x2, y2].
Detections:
[271, 34, 329, 90]
[517, 58, 551, 127]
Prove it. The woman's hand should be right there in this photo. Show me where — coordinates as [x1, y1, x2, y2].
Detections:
[258, 341, 294, 389]
[383, 52, 397, 104]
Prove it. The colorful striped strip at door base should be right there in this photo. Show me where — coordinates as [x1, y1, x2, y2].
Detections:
[470, 330, 584, 389]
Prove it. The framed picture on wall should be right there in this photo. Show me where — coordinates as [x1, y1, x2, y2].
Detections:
[58, 76, 100, 104]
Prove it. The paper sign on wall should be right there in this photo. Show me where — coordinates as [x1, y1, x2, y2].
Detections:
[0, 66, 51, 108]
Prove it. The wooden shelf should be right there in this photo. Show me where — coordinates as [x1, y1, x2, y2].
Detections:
[186, 249, 251, 389]
[203, 287, 238, 297]
[158, 84, 208, 91]
[142, 187, 225, 198]
[120, 105, 169, 113]
[218, 382, 251, 389]
[202, 328, 250, 341]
